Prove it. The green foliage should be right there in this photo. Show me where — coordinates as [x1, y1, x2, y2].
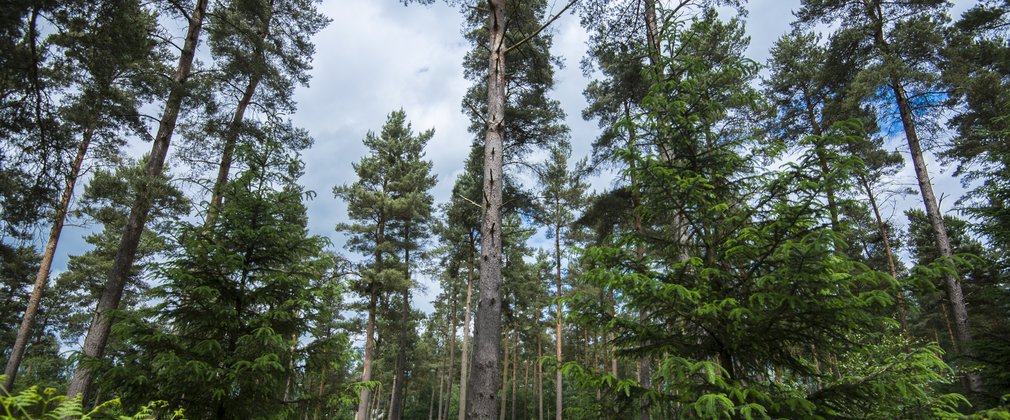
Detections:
[52, 157, 188, 345]
[104, 138, 332, 418]
[571, 6, 965, 419]
[0, 378, 183, 419]
[334, 109, 435, 299]
[460, 0, 568, 159]
[177, 0, 328, 171]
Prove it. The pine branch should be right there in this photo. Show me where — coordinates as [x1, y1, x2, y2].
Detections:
[504, 0, 579, 54]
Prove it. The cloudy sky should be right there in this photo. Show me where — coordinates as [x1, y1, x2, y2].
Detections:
[50, 0, 975, 315]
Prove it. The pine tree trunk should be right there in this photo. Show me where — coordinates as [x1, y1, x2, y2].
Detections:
[445, 292, 458, 420]
[356, 293, 379, 420]
[500, 328, 510, 420]
[892, 81, 980, 392]
[468, 0, 507, 417]
[512, 331, 518, 420]
[315, 365, 327, 420]
[860, 176, 909, 333]
[206, 0, 276, 228]
[458, 246, 475, 420]
[385, 379, 394, 420]
[4, 122, 94, 392]
[643, 0, 660, 67]
[429, 381, 437, 420]
[538, 335, 543, 420]
[862, 0, 980, 392]
[205, 73, 262, 227]
[371, 381, 383, 420]
[609, 290, 617, 377]
[390, 226, 412, 420]
[554, 225, 563, 420]
[439, 345, 448, 420]
[65, 0, 208, 402]
[523, 359, 530, 420]
[940, 300, 959, 353]
[283, 334, 297, 402]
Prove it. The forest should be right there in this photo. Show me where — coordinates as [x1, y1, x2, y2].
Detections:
[1, 0, 1009, 418]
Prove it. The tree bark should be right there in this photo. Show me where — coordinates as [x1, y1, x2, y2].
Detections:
[356, 293, 379, 420]
[65, 0, 209, 402]
[554, 224, 563, 420]
[468, 0, 506, 417]
[458, 246, 475, 420]
[445, 287, 458, 420]
[512, 331, 518, 420]
[315, 365, 328, 420]
[357, 183, 389, 420]
[205, 73, 261, 227]
[861, 0, 980, 392]
[4, 122, 94, 392]
[438, 343, 447, 420]
[892, 81, 979, 392]
[643, 0, 660, 67]
[370, 381, 383, 420]
[860, 176, 908, 333]
[385, 378, 394, 420]
[429, 380, 437, 420]
[609, 292, 617, 377]
[523, 359, 530, 420]
[538, 335, 543, 420]
[389, 225, 413, 420]
[500, 328, 511, 420]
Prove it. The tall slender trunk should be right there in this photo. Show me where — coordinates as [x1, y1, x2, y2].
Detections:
[445, 288, 458, 420]
[458, 245, 475, 420]
[468, 0, 507, 417]
[205, 73, 262, 227]
[893, 81, 979, 391]
[385, 379, 394, 420]
[4, 122, 94, 391]
[523, 359, 530, 420]
[512, 332, 518, 420]
[592, 330, 600, 373]
[356, 293, 379, 420]
[439, 344, 448, 420]
[940, 300, 959, 353]
[390, 225, 412, 420]
[859, 176, 908, 333]
[370, 381, 383, 420]
[604, 290, 617, 378]
[553, 224, 563, 420]
[644, 0, 660, 67]
[207, 0, 276, 227]
[65, 0, 209, 401]
[315, 365, 328, 420]
[283, 334, 297, 402]
[357, 202, 387, 420]
[500, 328, 511, 420]
[861, 0, 979, 393]
[538, 335, 543, 420]
[429, 380, 437, 420]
